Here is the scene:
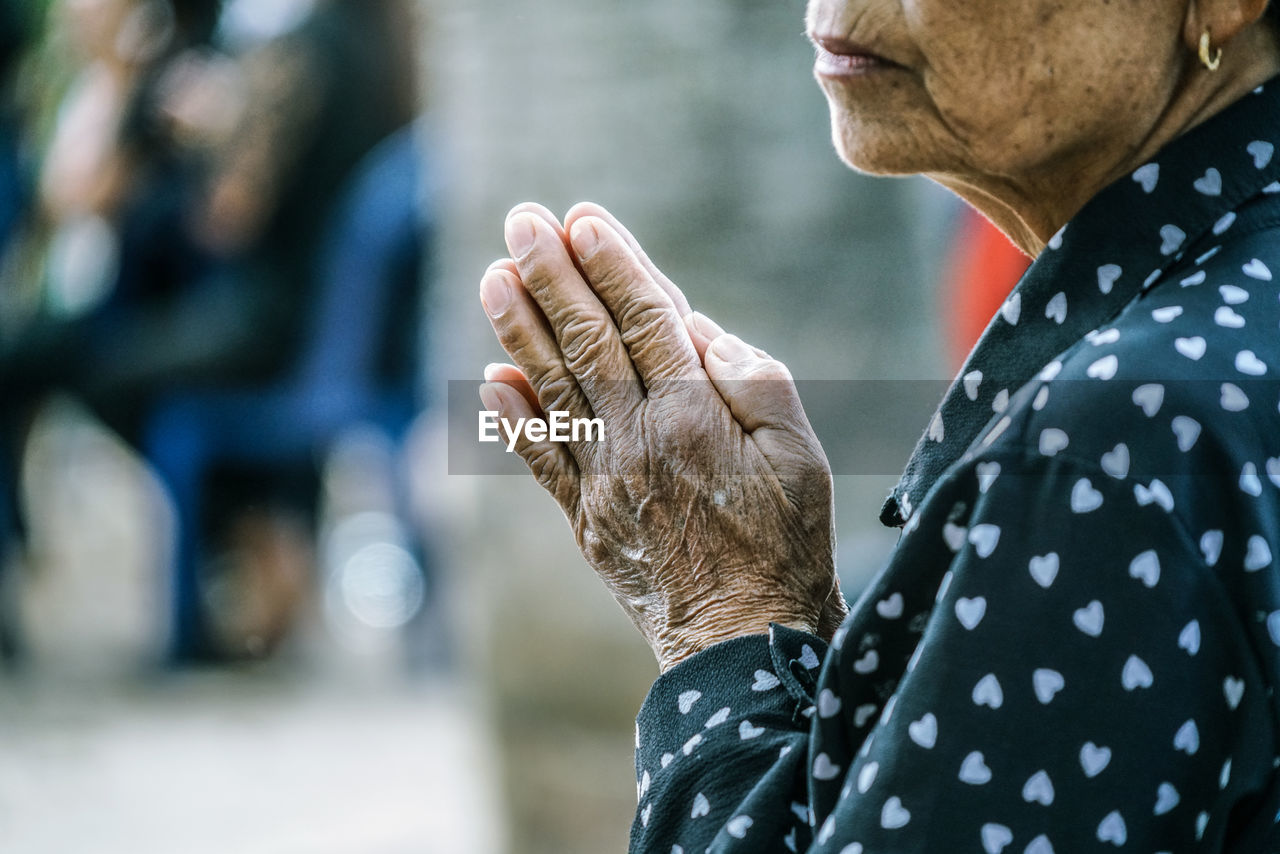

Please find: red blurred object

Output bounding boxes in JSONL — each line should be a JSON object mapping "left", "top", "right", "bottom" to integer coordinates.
{"left": 942, "top": 208, "right": 1031, "bottom": 370}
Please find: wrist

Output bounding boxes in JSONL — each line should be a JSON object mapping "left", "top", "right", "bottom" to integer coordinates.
{"left": 655, "top": 598, "right": 821, "bottom": 672}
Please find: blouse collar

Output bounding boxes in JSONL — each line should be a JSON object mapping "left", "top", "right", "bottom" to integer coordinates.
{"left": 883, "top": 77, "right": 1280, "bottom": 527}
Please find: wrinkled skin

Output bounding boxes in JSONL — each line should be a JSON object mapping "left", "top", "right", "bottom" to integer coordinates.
{"left": 479, "top": 203, "right": 847, "bottom": 671}
{"left": 479, "top": 0, "right": 1280, "bottom": 671}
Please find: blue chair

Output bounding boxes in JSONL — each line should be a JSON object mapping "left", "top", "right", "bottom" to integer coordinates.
{"left": 144, "top": 125, "right": 428, "bottom": 660}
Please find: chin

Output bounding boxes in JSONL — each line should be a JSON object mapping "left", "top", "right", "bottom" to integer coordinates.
{"left": 824, "top": 100, "right": 947, "bottom": 178}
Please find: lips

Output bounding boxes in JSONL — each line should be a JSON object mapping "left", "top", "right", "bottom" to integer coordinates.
{"left": 809, "top": 35, "right": 902, "bottom": 77}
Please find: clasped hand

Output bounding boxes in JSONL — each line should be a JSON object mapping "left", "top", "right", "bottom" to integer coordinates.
{"left": 479, "top": 203, "right": 847, "bottom": 671}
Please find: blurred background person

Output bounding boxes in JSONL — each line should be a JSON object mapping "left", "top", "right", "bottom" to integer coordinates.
{"left": 0, "top": 0, "right": 427, "bottom": 663}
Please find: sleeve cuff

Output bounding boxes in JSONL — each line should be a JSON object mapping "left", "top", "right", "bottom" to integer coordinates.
{"left": 635, "top": 624, "right": 828, "bottom": 769}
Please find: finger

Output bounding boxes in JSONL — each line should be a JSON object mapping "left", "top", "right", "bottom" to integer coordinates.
{"left": 567, "top": 216, "right": 702, "bottom": 389}
{"left": 684, "top": 311, "right": 769, "bottom": 364}
{"left": 703, "top": 332, "right": 824, "bottom": 480}
{"left": 684, "top": 311, "right": 723, "bottom": 362}
{"left": 504, "top": 210, "right": 646, "bottom": 416}
{"left": 483, "top": 361, "right": 542, "bottom": 413}
{"left": 509, "top": 201, "right": 570, "bottom": 246}
{"left": 480, "top": 263, "right": 599, "bottom": 459}
{"left": 563, "top": 202, "right": 693, "bottom": 318}
{"left": 478, "top": 381, "right": 581, "bottom": 517}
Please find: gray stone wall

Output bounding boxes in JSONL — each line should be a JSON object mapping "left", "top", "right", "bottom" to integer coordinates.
{"left": 420, "top": 1, "right": 953, "bottom": 850}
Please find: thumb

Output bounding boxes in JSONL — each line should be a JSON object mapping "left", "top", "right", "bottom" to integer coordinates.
{"left": 704, "top": 333, "right": 826, "bottom": 479}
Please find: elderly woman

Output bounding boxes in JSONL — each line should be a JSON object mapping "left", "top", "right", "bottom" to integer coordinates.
{"left": 478, "top": 0, "right": 1280, "bottom": 849}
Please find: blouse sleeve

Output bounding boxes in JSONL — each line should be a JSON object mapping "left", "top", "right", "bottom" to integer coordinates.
{"left": 631, "top": 447, "right": 1277, "bottom": 853}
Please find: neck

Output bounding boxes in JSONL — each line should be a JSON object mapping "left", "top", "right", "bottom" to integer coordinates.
{"left": 930, "top": 30, "right": 1280, "bottom": 257}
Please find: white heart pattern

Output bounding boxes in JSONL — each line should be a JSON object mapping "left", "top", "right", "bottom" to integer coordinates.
{"left": 1175, "top": 336, "right": 1207, "bottom": 360}
{"left": 704, "top": 706, "right": 730, "bottom": 729}
{"left": 1080, "top": 742, "right": 1112, "bottom": 777}
{"left": 1132, "top": 163, "right": 1160, "bottom": 193}
{"left": 1220, "top": 383, "right": 1250, "bottom": 411}
{"left": 1243, "top": 258, "right": 1273, "bottom": 280}
{"left": 1173, "top": 719, "right": 1200, "bottom": 754}
{"left": 1241, "top": 463, "right": 1264, "bottom": 496}
{"left": 963, "top": 370, "right": 983, "bottom": 401}
{"left": 678, "top": 690, "right": 702, "bottom": 714}
{"left": 1073, "top": 600, "right": 1105, "bottom": 637}
{"left": 908, "top": 713, "right": 938, "bottom": 749}
{"left": 1220, "top": 284, "right": 1250, "bottom": 304}
{"left": 955, "top": 596, "right": 987, "bottom": 630}
{"left": 1101, "top": 444, "right": 1130, "bottom": 479}
{"left": 1039, "top": 428, "right": 1069, "bottom": 456}
{"left": 1249, "top": 139, "right": 1275, "bottom": 169}
{"left": 961, "top": 752, "right": 993, "bottom": 785}
{"left": 1121, "top": 654, "right": 1154, "bottom": 691}
{"left": 1194, "top": 168, "right": 1223, "bottom": 195}
{"left": 1071, "top": 479, "right": 1105, "bottom": 513}
{"left": 1172, "top": 416, "right": 1201, "bottom": 452}
{"left": 1033, "top": 668, "right": 1065, "bottom": 704}
{"left": 726, "top": 815, "right": 753, "bottom": 838}
{"left": 976, "top": 461, "right": 1001, "bottom": 494}
{"left": 981, "top": 823, "right": 1012, "bottom": 854}
{"left": 857, "top": 761, "right": 879, "bottom": 794}
{"left": 969, "top": 524, "right": 1001, "bottom": 558}
{"left": 1179, "top": 620, "right": 1202, "bottom": 655}
{"left": 1236, "top": 350, "right": 1268, "bottom": 375}
{"left": 1160, "top": 224, "right": 1186, "bottom": 255}
{"left": 876, "top": 593, "right": 904, "bottom": 619}
{"left": 1155, "top": 782, "right": 1180, "bottom": 815}
{"left": 1245, "top": 535, "right": 1273, "bottom": 571}
{"left": 1128, "top": 550, "right": 1161, "bottom": 588}
{"left": 1131, "top": 383, "right": 1164, "bottom": 416}
{"left": 1022, "top": 770, "right": 1055, "bottom": 806}
{"left": 691, "top": 792, "right": 710, "bottom": 818}
{"left": 1215, "top": 306, "right": 1246, "bottom": 328}
{"left": 813, "top": 753, "right": 842, "bottom": 781}
{"left": 1000, "top": 292, "right": 1022, "bottom": 325}
{"left": 1029, "top": 553, "right": 1060, "bottom": 588}
{"left": 751, "top": 670, "right": 780, "bottom": 691}
{"left": 1201, "top": 529, "right": 1225, "bottom": 566}
{"left": 1097, "top": 811, "right": 1128, "bottom": 846}
{"left": 880, "top": 797, "right": 911, "bottom": 830}
{"left": 1045, "top": 291, "right": 1068, "bottom": 324}
{"left": 972, "top": 673, "right": 1004, "bottom": 708}
{"left": 1224, "top": 676, "right": 1245, "bottom": 710}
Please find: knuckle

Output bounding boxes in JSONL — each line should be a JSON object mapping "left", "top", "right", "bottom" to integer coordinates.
{"left": 559, "top": 316, "right": 615, "bottom": 372}
{"left": 523, "top": 443, "right": 564, "bottom": 488}
{"left": 585, "top": 250, "right": 632, "bottom": 292}
{"left": 528, "top": 362, "right": 580, "bottom": 413}
{"left": 618, "top": 300, "right": 670, "bottom": 341}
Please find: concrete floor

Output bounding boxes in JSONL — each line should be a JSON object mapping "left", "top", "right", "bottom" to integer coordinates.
{"left": 0, "top": 403, "right": 504, "bottom": 854}
{"left": 0, "top": 672, "right": 504, "bottom": 854}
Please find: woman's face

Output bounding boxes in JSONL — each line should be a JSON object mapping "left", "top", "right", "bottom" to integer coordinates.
{"left": 805, "top": 0, "right": 1189, "bottom": 183}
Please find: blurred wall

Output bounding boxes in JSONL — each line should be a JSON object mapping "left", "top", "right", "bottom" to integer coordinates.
{"left": 421, "top": 1, "right": 952, "bottom": 851}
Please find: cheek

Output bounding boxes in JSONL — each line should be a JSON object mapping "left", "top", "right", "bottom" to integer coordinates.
{"left": 919, "top": 12, "right": 1182, "bottom": 174}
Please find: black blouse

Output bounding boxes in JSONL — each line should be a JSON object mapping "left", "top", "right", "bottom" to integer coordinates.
{"left": 631, "top": 80, "right": 1280, "bottom": 853}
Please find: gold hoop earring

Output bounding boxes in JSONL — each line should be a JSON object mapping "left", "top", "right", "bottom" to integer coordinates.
{"left": 1199, "top": 29, "right": 1222, "bottom": 72}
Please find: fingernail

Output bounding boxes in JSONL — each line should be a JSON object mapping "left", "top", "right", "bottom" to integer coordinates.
{"left": 505, "top": 214, "right": 537, "bottom": 259}
{"left": 709, "top": 333, "right": 753, "bottom": 362}
{"left": 570, "top": 219, "right": 600, "bottom": 260}
{"left": 478, "top": 382, "right": 504, "bottom": 412}
{"left": 686, "top": 311, "right": 725, "bottom": 339}
{"left": 480, "top": 270, "right": 512, "bottom": 318}
{"left": 483, "top": 363, "right": 505, "bottom": 382}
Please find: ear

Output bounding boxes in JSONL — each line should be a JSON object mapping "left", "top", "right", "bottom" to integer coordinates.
{"left": 1183, "top": 0, "right": 1272, "bottom": 51}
